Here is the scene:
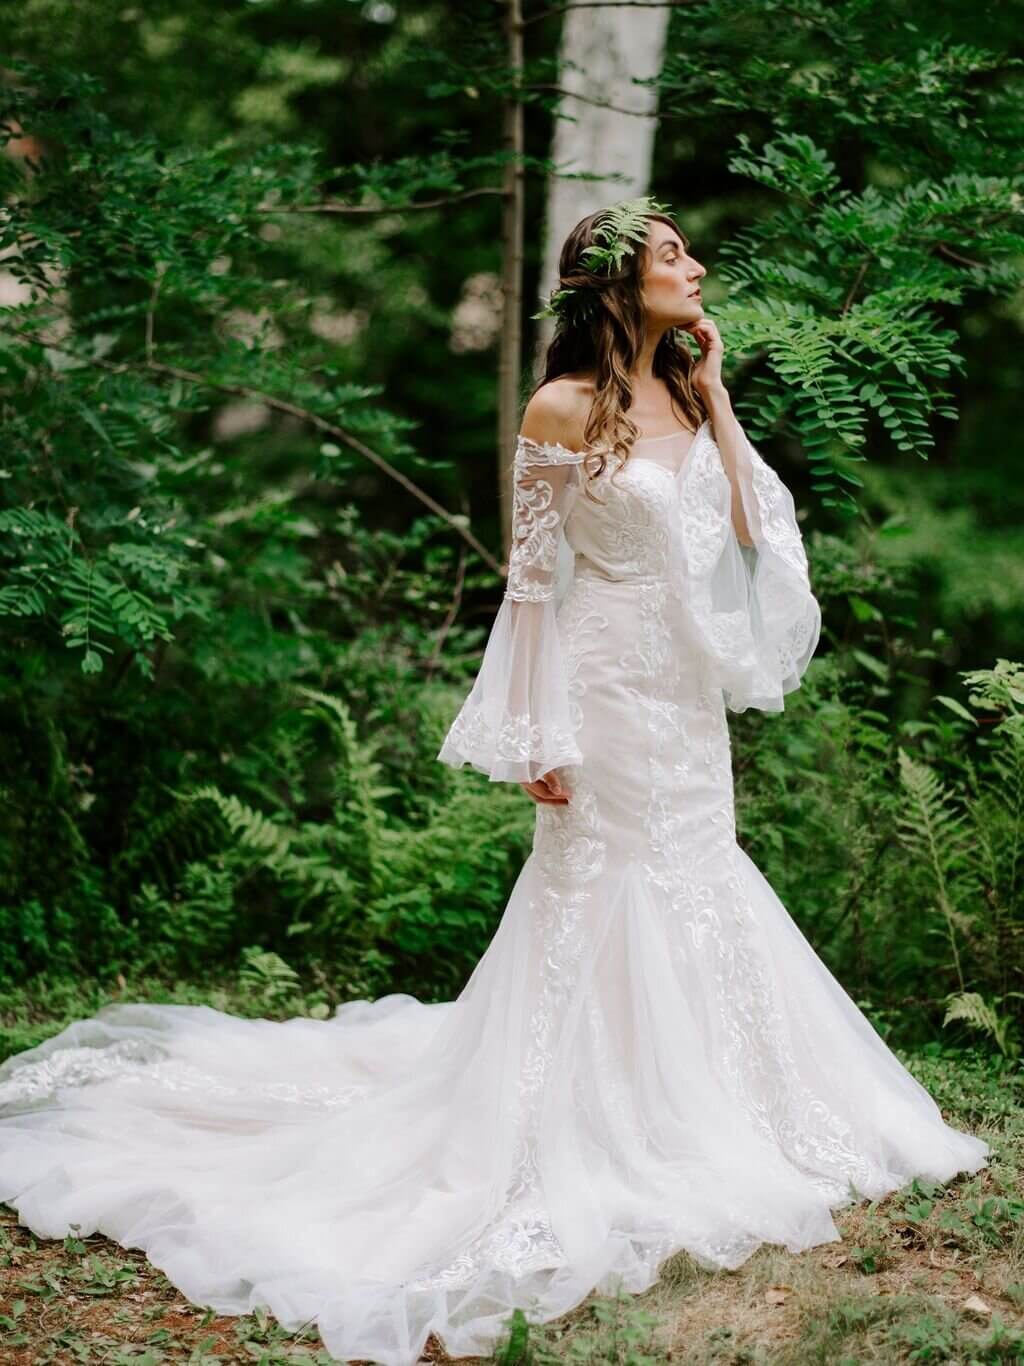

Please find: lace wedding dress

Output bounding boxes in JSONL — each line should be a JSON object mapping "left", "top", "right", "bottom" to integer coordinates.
{"left": 0, "top": 418, "right": 990, "bottom": 1366}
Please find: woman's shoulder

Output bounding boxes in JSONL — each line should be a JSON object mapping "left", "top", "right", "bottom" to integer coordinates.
{"left": 520, "top": 374, "right": 595, "bottom": 452}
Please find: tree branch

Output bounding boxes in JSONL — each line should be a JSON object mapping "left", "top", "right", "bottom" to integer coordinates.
{"left": 256, "top": 186, "right": 506, "bottom": 216}
{"left": 934, "top": 242, "right": 989, "bottom": 270}
{"left": 523, "top": 83, "right": 669, "bottom": 118}
{"left": 12, "top": 332, "right": 503, "bottom": 576}
{"left": 841, "top": 256, "right": 872, "bottom": 316}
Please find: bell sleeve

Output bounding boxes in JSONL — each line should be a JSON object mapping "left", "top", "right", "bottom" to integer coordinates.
{"left": 671, "top": 419, "right": 822, "bottom": 714}
{"left": 436, "top": 435, "right": 585, "bottom": 783}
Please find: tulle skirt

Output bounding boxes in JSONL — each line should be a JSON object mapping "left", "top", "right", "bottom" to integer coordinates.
{"left": 0, "top": 571, "right": 990, "bottom": 1365}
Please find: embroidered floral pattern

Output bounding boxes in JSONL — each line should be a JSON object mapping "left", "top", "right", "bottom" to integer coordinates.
{"left": 668, "top": 423, "right": 822, "bottom": 712}
{"left": 436, "top": 435, "right": 587, "bottom": 782}
{"left": 439, "top": 706, "right": 580, "bottom": 776}
{"left": 507, "top": 435, "right": 585, "bottom": 603}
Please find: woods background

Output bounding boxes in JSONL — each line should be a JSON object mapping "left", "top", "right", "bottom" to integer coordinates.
{"left": 1, "top": 0, "right": 1023, "bottom": 1068}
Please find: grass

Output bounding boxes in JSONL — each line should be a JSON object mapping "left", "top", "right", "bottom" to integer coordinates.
{"left": 1, "top": 975, "right": 1022, "bottom": 1364}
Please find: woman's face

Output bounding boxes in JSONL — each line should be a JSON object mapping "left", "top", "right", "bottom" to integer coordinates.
{"left": 640, "top": 220, "right": 706, "bottom": 328}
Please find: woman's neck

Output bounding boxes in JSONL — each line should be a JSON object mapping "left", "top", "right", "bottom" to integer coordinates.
{"left": 630, "top": 324, "right": 673, "bottom": 382}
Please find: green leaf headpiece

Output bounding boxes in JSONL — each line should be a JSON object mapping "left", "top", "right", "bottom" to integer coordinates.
{"left": 532, "top": 194, "right": 673, "bottom": 325}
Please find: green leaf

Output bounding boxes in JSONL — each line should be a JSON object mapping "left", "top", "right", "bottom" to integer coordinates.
{"left": 934, "top": 695, "right": 977, "bottom": 724}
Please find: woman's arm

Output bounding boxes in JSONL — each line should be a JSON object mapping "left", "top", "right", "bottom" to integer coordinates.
{"left": 435, "top": 386, "right": 586, "bottom": 794}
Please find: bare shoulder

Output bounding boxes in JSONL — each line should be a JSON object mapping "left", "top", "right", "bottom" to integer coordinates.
{"left": 520, "top": 374, "right": 595, "bottom": 453}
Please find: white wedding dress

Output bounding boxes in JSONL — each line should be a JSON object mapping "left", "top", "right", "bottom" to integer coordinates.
{"left": 0, "top": 418, "right": 990, "bottom": 1366}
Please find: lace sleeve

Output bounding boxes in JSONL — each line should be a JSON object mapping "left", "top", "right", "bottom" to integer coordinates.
{"left": 670, "top": 420, "right": 822, "bottom": 713}
{"left": 436, "top": 435, "right": 585, "bottom": 783}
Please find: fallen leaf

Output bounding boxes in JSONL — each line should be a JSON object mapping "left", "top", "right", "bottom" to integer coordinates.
{"left": 963, "top": 1294, "right": 991, "bottom": 1316}
{"left": 764, "top": 1284, "right": 793, "bottom": 1305}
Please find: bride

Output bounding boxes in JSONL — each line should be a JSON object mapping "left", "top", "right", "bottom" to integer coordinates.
{"left": 0, "top": 198, "right": 990, "bottom": 1366}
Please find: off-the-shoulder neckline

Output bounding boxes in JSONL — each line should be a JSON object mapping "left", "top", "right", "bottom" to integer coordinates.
{"left": 516, "top": 418, "right": 710, "bottom": 460}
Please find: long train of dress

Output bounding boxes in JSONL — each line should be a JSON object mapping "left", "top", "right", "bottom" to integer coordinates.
{"left": 0, "top": 419, "right": 990, "bottom": 1365}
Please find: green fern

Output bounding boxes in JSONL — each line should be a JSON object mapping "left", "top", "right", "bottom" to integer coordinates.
{"left": 718, "top": 133, "right": 1021, "bottom": 513}
{"left": 896, "top": 748, "right": 968, "bottom": 991}
{"left": 294, "top": 685, "right": 392, "bottom": 896}
{"left": 186, "top": 782, "right": 353, "bottom": 922}
{"left": 189, "top": 784, "right": 296, "bottom": 861}
{"left": 113, "top": 794, "right": 219, "bottom": 893}
{"left": 238, "top": 947, "right": 300, "bottom": 1008}
{"left": 582, "top": 196, "right": 671, "bottom": 274}
{"left": 943, "top": 990, "right": 1022, "bottom": 1060}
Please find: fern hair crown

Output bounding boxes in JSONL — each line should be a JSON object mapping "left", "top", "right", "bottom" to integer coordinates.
{"left": 532, "top": 194, "right": 674, "bottom": 325}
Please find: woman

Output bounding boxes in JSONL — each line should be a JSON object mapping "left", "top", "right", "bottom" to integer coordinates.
{"left": 0, "top": 199, "right": 990, "bottom": 1366}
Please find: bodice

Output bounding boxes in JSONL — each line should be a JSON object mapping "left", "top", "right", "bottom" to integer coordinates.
{"left": 564, "top": 426, "right": 701, "bottom": 583}
{"left": 436, "top": 411, "right": 822, "bottom": 784}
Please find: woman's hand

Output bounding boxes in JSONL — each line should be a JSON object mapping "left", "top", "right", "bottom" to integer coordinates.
{"left": 682, "top": 316, "right": 726, "bottom": 401}
{"left": 519, "top": 769, "right": 571, "bottom": 805}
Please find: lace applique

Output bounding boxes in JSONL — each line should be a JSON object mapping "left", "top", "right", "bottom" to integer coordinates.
{"left": 506, "top": 435, "right": 585, "bottom": 604}
{"left": 559, "top": 577, "right": 610, "bottom": 739}
{"left": 613, "top": 557, "right": 874, "bottom": 1202}
{"left": 749, "top": 448, "right": 810, "bottom": 577}
{"left": 589, "top": 456, "right": 677, "bottom": 583}
{"left": 435, "top": 434, "right": 588, "bottom": 783}
{"left": 439, "top": 707, "right": 580, "bottom": 774}
{"left": 712, "top": 856, "right": 877, "bottom": 1200}
{"left": 406, "top": 576, "right": 610, "bottom": 1294}
{"left": 668, "top": 422, "right": 821, "bottom": 712}
{"left": 0, "top": 1039, "right": 370, "bottom": 1115}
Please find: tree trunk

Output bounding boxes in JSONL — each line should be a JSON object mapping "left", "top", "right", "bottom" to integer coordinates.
{"left": 498, "top": 0, "right": 525, "bottom": 564}
{"left": 532, "top": 6, "right": 671, "bottom": 379}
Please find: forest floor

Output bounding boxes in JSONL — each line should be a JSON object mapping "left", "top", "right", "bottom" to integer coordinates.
{"left": 1, "top": 980, "right": 1022, "bottom": 1364}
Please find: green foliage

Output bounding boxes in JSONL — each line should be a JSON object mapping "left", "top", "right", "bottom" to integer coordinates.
{"left": 719, "top": 134, "right": 1022, "bottom": 512}
{"left": 650, "top": 0, "right": 1024, "bottom": 518}
{"left": 943, "top": 991, "right": 1023, "bottom": 1061}
{"left": 897, "top": 745, "right": 969, "bottom": 990}
{"left": 493, "top": 1289, "right": 663, "bottom": 1365}
{"left": 238, "top": 947, "right": 302, "bottom": 1009}
{"left": 733, "top": 643, "right": 1024, "bottom": 1051}
{"left": 0, "top": 0, "right": 1022, "bottom": 1055}
{"left": 0, "top": 52, "right": 538, "bottom": 1000}
{"left": 897, "top": 662, "right": 1024, "bottom": 1049}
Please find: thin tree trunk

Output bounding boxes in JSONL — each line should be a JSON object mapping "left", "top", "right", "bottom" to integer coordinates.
{"left": 498, "top": 0, "right": 525, "bottom": 564}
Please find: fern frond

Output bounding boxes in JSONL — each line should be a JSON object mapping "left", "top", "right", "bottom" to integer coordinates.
{"left": 189, "top": 784, "right": 295, "bottom": 861}
{"left": 897, "top": 748, "right": 967, "bottom": 990}
{"left": 943, "top": 990, "right": 1020, "bottom": 1059}
{"left": 581, "top": 195, "right": 671, "bottom": 275}
{"left": 238, "top": 947, "right": 300, "bottom": 1007}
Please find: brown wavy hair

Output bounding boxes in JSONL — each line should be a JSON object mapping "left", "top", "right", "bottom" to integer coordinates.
{"left": 527, "top": 207, "right": 707, "bottom": 496}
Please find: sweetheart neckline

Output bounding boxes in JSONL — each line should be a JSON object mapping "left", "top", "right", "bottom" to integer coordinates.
{"left": 632, "top": 425, "right": 696, "bottom": 444}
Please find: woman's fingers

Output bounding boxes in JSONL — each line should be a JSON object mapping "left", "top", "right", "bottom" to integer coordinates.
{"left": 520, "top": 771, "right": 572, "bottom": 804}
